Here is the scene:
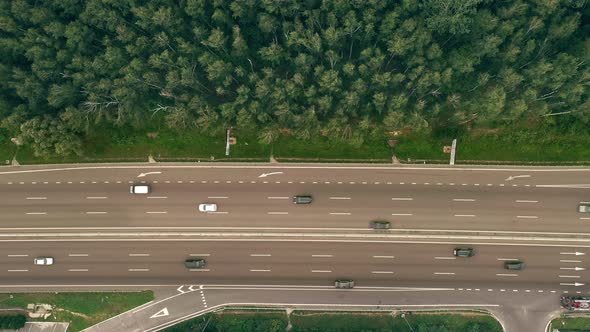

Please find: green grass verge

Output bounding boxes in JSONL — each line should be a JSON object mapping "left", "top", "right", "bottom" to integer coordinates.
{"left": 289, "top": 311, "right": 502, "bottom": 332}
{"left": 0, "top": 291, "right": 154, "bottom": 332}
{"left": 6, "top": 122, "right": 590, "bottom": 165}
{"left": 551, "top": 316, "right": 590, "bottom": 330}
{"left": 162, "top": 310, "right": 288, "bottom": 332}
{"left": 161, "top": 309, "right": 502, "bottom": 332}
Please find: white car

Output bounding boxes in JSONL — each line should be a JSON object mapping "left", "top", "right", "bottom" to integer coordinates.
{"left": 34, "top": 257, "right": 54, "bottom": 265}
{"left": 579, "top": 203, "right": 590, "bottom": 213}
{"left": 198, "top": 203, "right": 217, "bottom": 212}
{"left": 130, "top": 184, "right": 150, "bottom": 194}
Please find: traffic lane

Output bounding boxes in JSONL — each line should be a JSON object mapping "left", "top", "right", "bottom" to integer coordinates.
{"left": 0, "top": 163, "right": 587, "bottom": 186}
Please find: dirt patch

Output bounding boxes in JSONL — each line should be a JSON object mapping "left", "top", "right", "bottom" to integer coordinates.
{"left": 55, "top": 308, "right": 91, "bottom": 320}
{"left": 469, "top": 128, "right": 502, "bottom": 138}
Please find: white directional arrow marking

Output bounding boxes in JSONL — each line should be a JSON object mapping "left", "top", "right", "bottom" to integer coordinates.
{"left": 150, "top": 307, "right": 169, "bottom": 318}
{"left": 258, "top": 172, "right": 284, "bottom": 178}
{"left": 177, "top": 285, "right": 186, "bottom": 293}
{"left": 560, "top": 252, "right": 586, "bottom": 256}
{"left": 137, "top": 171, "right": 162, "bottom": 178}
{"left": 560, "top": 283, "right": 585, "bottom": 287}
{"left": 505, "top": 175, "right": 531, "bottom": 181}
{"left": 560, "top": 267, "right": 586, "bottom": 271}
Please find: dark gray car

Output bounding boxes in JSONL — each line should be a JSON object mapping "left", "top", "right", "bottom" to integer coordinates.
{"left": 504, "top": 261, "right": 525, "bottom": 270}
{"left": 184, "top": 258, "right": 207, "bottom": 269}
{"left": 293, "top": 195, "right": 313, "bottom": 204}
{"left": 335, "top": 279, "right": 355, "bottom": 289}
{"left": 371, "top": 220, "right": 391, "bottom": 229}
{"left": 453, "top": 248, "right": 475, "bottom": 257}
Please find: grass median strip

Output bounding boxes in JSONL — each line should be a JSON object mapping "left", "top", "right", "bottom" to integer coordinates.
{"left": 0, "top": 291, "right": 154, "bottom": 332}
{"left": 550, "top": 317, "right": 590, "bottom": 330}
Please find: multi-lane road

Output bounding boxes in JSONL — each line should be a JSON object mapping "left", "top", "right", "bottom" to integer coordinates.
{"left": 1, "top": 163, "right": 590, "bottom": 331}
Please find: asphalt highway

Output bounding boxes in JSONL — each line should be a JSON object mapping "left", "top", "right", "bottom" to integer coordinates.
{"left": 0, "top": 240, "right": 587, "bottom": 292}
{"left": 0, "top": 165, "right": 589, "bottom": 232}
{"left": 1, "top": 163, "right": 590, "bottom": 331}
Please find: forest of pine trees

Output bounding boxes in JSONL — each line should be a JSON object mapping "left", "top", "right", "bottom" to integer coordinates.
{"left": 0, "top": 0, "right": 588, "bottom": 157}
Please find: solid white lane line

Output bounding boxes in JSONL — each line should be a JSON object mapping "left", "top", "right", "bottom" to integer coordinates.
{"left": 497, "top": 258, "right": 519, "bottom": 261}
{"left": 311, "top": 270, "right": 332, "bottom": 273}
{"left": 515, "top": 200, "right": 538, "bottom": 203}
{"left": 86, "top": 197, "right": 107, "bottom": 199}
{"left": 189, "top": 269, "right": 210, "bottom": 272}
{"left": 7, "top": 270, "right": 28, "bottom": 272}
{"left": 86, "top": 212, "right": 107, "bottom": 214}
{"left": 267, "top": 197, "right": 289, "bottom": 199}
{"left": 391, "top": 198, "right": 413, "bottom": 201}
{"left": 68, "top": 254, "right": 89, "bottom": 257}
{"left": 312, "top": 255, "right": 333, "bottom": 258}
{"left": 69, "top": 269, "right": 88, "bottom": 272}
{"left": 391, "top": 213, "right": 413, "bottom": 216}
{"left": 561, "top": 260, "right": 582, "bottom": 263}
{"left": 373, "top": 256, "right": 395, "bottom": 259}
{"left": 330, "top": 197, "right": 351, "bottom": 200}
{"left": 249, "top": 269, "right": 271, "bottom": 272}
{"left": 208, "top": 196, "right": 228, "bottom": 199}
{"left": 434, "top": 272, "right": 455, "bottom": 275}
{"left": 129, "top": 254, "right": 150, "bottom": 257}
{"left": 329, "top": 212, "right": 351, "bottom": 215}
{"left": 453, "top": 199, "right": 475, "bottom": 202}
{"left": 250, "top": 254, "right": 272, "bottom": 257}
{"left": 496, "top": 274, "right": 518, "bottom": 277}
{"left": 26, "top": 197, "right": 46, "bottom": 200}
{"left": 268, "top": 212, "right": 289, "bottom": 215}
{"left": 146, "top": 211, "right": 167, "bottom": 214}
{"left": 517, "top": 215, "right": 538, "bottom": 219}
{"left": 454, "top": 214, "right": 475, "bottom": 217}
{"left": 7, "top": 254, "right": 28, "bottom": 257}
{"left": 25, "top": 212, "right": 46, "bottom": 215}
{"left": 128, "top": 269, "right": 150, "bottom": 272}
{"left": 371, "top": 271, "right": 394, "bottom": 274}
{"left": 147, "top": 196, "right": 168, "bottom": 199}
{"left": 434, "top": 257, "right": 456, "bottom": 260}
{"left": 559, "top": 275, "right": 581, "bottom": 278}
{"left": 190, "top": 254, "right": 211, "bottom": 257}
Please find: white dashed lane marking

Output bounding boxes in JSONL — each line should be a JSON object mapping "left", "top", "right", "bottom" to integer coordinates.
{"left": 391, "top": 198, "right": 413, "bottom": 201}
{"left": 26, "top": 197, "right": 46, "bottom": 200}
{"left": 453, "top": 199, "right": 475, "bottom": 202}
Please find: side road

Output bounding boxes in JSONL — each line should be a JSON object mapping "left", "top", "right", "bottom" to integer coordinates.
{"left": 82, "top": 285, "right": 563, "bottom": 332}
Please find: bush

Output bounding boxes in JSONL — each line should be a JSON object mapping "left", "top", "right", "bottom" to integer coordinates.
{"left": 0, "top": 314, "right": 26, "bottom": 329}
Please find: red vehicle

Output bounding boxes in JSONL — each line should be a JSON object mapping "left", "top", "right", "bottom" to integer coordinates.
{"left": 561, "top": 296, "right": 590, "bottom": 310}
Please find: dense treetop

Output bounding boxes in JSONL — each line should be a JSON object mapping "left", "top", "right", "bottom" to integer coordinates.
{"left": 0, "top": 0, "right": 588, "bottom": 156}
